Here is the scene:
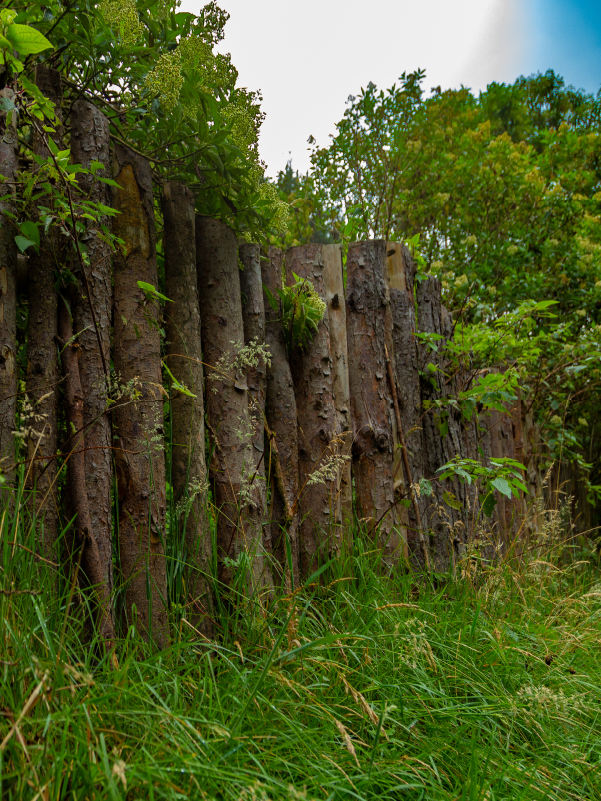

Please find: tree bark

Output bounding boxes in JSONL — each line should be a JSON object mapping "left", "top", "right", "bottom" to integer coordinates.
{"left": 489, "top": 396, "right": 527, "bottom": 548}
{"left": 346, "top": 240, "right": 401, "bottom": 568}
{"left": 386, "top": 243, "right": 428, "bottom": 566}
{"left": 285, "top": 244, "right": 339, "bottom": 578}
{"left": 322, "top": 244, "right": 353, "bottom": 555}
{"left": 416, "top": 278, "right": 473, "bottom": 572}
{"left": 239, "top": 243, "right": 269, "bottom": 574}
{"left": 261, "top": 247, "right": 300, "bottom": 587}
{"left": 112, "top": 144, "right": 169, "bottom": 649}
{"left": 58, "top": 293, "right": 115, "bottom": 648}
{"left": 196, "top": 218, "right": 266, "bottom": 594}
{"left": 70, "top": 98, "right": 113, "bottom": 602}
{"left": 0, "top": 88, "right": 18, "bottom": 497}
{"left": 162, "top": 182, "right": 212, "bottom": 634}
{"left": 26, "top": 66, "right": 62, "bottom": 561}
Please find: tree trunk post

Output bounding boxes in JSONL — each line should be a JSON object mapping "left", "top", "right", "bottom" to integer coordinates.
{"left": 112, "top": 144, "right": 169, "bottom": 649}
{"left": 346, "top": 240, "right": 402, "bottom": 569}
{"left": 261, "top": 247, "right": 300, "bottom": 587}
{"left": 0, "top": 88, "right": 18, "bottom": 500}
{"left": 322, "top": 244, "right": 353, "bottom": 557}
{"left": 58, "top": 293, "right": 116, "bottom": 649}
{"left": 70, "top": 98, "right": 114, "bottom": 602}
{"left": 26, "top": 66, "right": 62, "bottom": 563}
{"left": 285, "top": 244, "right": 339, "bottom": 578}
{"left": 196, "top": 218, "right": 266, "bottom": 596}
{"left": 239, "top": 243, "right": 270, "bottom": 580}
{"left": 386, "top": 243, "right": 428, "bottom": 567}
{"left": 162, "top": 182, "right": 212, "bottom": 635}
{"left": 416, "top": 277, "right": 473, "bottom": 573}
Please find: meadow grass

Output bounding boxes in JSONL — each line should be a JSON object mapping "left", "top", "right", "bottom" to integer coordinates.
{"left": 1, "top": 494, "right": 601, "bottom": 800}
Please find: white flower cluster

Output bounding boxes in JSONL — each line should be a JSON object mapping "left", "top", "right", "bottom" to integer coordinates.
{"left": 98, "top": 0, "right": 144, "bottom": 48}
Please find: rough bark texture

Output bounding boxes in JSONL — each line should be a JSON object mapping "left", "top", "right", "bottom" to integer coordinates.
{"left": 0, "top": 88, "right": 18, "bottom": 495}
{"left": 239, "top": 243, "right": 269, "bottom": 572}
{"left": 26, "top": 67, "right": 62, "bottom": 561}
{"left": 489, "top": 396, "right": 527, "bottom": 547}
{"left": 417, "top": 278, "right": 472, "bottom": 572}
{"left": 286, "top": 244, "right": 339, "bottom": 578}
{"left": 112, "top": 144, "right": 168, "bottom": 649}
{"left": 70, "top": 98, "right": 113, "bottom": 600}
{"left": 386, "top": 243, "right": 426, "bottom": 564}
{"left": 162, "top": 182, "right": 211, "bottom": 633}
{"left": 345, "top": 240, "right": 402, "bottom": 568}
{"left": 322, "top": 244, "right": 353, "bottom": 553}
{"left": 58, "top": 294, "right": 115, "bottom": 647}
{"left": 261, "top": 247, "right": 300, "bottom": 587}
{"left": 196, "top": 218, "right": 265, "bottom": 593}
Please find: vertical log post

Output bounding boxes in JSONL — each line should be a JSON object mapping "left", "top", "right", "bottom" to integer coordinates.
{"left": 285, "top": 244, "right": 339, "bottom": 578}
{"left": 112, "top": 144, "right": 169, "bottom": 649}
{"left": 417, "top": 277, "right": 471, "bottom": 572}
{"left": 346, "top": 240, "right": 402, "bottom": 569}
{"left": 0, "top": 89, "right": 18, "bottom": 498}
{"left": 26, "top": 66, "right": 62, "bottom": 561}
{"left": 70, "top": 98, "right": 113, "bottom": 600}
{"left": 261, "top": 247, "right": 300, "bottom": 587}
{"left": 322, "top": 244, "right": 353, "bottom": 556}
{"left": 58, "top": 293, "right": 115, "bottom": 647}
{"left": 196, "top": 218, "right": 265, "bottom": 594}
{"left": 386, "top": 243, "right": 429, "bottom": 567}
{"left": 162, "top": 182, "right": 212, "bottom": 634}
{"left": 239, "top": 243, "right": 269, "bottom": 576}
{"left": 489, "top": 395, "right": 527, "bottom": 547}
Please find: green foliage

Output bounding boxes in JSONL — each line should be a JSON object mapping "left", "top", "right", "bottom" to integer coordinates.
{"left": 435, "top": 455, "right": 528, "bottom": 518}
{"left": 281, "top": 69, "right": 601, "bottom": 500}
{"left": 264, "top": 272, "right": 326, "bottom": 353}
{"left": 0, "top": 0, "right": 288, "bottom": 239}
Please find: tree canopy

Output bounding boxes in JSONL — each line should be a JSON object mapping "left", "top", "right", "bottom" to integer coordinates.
{"left": 277, "top": 71, "right": 601, "bottom": 504}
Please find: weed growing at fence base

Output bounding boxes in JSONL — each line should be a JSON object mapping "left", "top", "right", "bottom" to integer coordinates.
{"left": 2, "top": 505, "right": 601, "bottom": 800}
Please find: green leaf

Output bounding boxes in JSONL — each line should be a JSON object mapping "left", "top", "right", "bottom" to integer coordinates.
{"left": 163, "top": 363, "right": 197, "bottom": 397}
{"left": 0, "top": 95, "right": 15, "bottom": 113}
{"left": 5, "top": 24, "right": 52, "bottom": 55}
{"left": 137, "top": 281, "right": 172, "bottom": 303}
{"left": 419, "top": 478, "right": 433, "bottom": 497}
{"left": 19, "top": 221, "right": 39, "bottom": 247}
{"left": 481, "top": 492, "right": 497, "bottom": 517}
{"left": 490, "top": 477, "right": 512, "bottom": 498}
{"left": 15, "top": 235, "right": 36, "bottom": 253}
{"left": 443, "top": 490, "right": 462, "bottom": 510}
{"left": 263, "top": 285, "right": 278, "bottom": 312}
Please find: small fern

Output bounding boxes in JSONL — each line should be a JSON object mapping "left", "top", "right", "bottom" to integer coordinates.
{"left": 264, "top": 272, "right": 326, "bottom": 353}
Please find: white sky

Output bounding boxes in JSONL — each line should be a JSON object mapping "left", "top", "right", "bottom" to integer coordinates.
{"left": 179, "top": 0, "right": 592, "bottom": 175}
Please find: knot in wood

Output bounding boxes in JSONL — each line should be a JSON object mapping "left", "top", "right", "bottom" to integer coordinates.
{"left": 217, "top": 316, "right": 227, "bottom": 327}
{"left": 374, "top": 430, "right": 389, "bottom": 452}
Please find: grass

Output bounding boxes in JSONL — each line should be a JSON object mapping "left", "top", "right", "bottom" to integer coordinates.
{"left": 2, "top": 491, "right": 601, "bottom": 800}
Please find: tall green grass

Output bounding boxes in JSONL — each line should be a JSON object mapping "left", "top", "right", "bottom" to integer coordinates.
{"left": 1, "top": 486, "right": 601, "bottom": 800}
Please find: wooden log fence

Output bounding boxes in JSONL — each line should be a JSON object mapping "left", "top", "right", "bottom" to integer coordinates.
{"left": 1, "top": 83, "right": 590, "bottom": 648}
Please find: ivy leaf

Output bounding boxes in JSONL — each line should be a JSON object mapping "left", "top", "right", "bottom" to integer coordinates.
{"left": 5, "top": 24, "right": 52, "bottom": 55}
